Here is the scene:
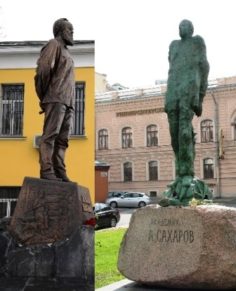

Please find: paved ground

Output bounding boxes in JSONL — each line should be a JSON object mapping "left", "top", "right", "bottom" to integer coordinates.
{"left": 96, "top": 278, "right": 233, "bottom": 291}
{"left": 96, "top": 279, "right": 166, "bottom": 291}
{"left": 213, "top": 197, "right": 236, "bottom": 206}
{"left": 116, "top": 208, "right": 135, "bottom": 227}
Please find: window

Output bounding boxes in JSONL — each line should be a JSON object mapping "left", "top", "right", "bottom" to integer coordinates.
{"left": 98, "top": 129, "right": 108, "bottom": 150}
{"left": 71, "top": 82, "right": 85, "bottom": 135}
{"left": 203, "top": 158, "right": 214, "bottom": 179}
{"left": 201, "top": 120, "right": 213, "bottom": 143}
{"left": 150, "top": 191, "right": 157, "bottom": 197}
{"left": 123, "top": 193, "right": 133, "bottom": 198}
{"left": 0, "top": 84, "right": 24, "bottom": 136}
{"left": 123, "top": 162, "right": 132, "bottom": 182}
{"left": 147, "top": 125, "right": 158, "bottom": 146}
{"left": 122, "top": 127, "right": 132, "bottom": 148}
{"left": 0, "top": 198, "right": 17, "bottom": 218}
{"left": 132, "top": 193, "right": 144, "bottom": 198}
{"left": 149, "top": 161, "right": 158, "bottom": 181}
{"left": 232, "top": 117, "right": 236, "bottom": 140}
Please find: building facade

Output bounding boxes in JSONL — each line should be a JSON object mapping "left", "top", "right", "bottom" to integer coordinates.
{"left": 96, "top": 78, "right": 236, "bottom": 199}
{"left": 0, "top": 41, "right": 95, "bottom": 217}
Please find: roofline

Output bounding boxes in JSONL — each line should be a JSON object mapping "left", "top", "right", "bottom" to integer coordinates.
{"left": 0, "top": 40, "right": 94, "bottom": 47}
{"left": 0, "top": 40, "right": 94, "bottom": 68}
{"left": 95, "top": 82, "right": 236, "bottom": 104}
{"left": 0, "top": 40, "right": 94, "bottom": 56}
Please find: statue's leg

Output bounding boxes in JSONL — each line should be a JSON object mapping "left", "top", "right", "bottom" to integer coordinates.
{"left": 53, "top": 107, "right": 73, "bottom": 182}
{"left": 167, "top": 110, "right": 179, "bottom": 176}
{"left": 178, "top": 106, "right": 195, "bottom": 177}
{"left": 39, "top": 103, "right": 66, "bottom": 180}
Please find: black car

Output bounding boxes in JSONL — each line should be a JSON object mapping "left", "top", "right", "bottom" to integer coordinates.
{"left": 94, "top": 203, "right": 120, "bottom": 229}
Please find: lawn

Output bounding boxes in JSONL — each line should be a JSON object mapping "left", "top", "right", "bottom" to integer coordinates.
{"left": 95, "top": 227, "right": 127, "bottom": 289}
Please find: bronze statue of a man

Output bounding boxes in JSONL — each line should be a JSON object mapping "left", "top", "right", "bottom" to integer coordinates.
{"left": 35, "top": 18, "right": 75, "bottom": 182}
{"left": 165, "top": 19, "right": 209, "bottom": 178}
{"left": 161, "top": 19, "right": 212, "bottom": 205}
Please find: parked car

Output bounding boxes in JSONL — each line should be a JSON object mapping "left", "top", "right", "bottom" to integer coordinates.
{"left": 94, "top": 203, "right": 120, "bottom": 229}
{"left": 106, "top": 192, "right": 151, "bottom": 208}
{"left": 107, "top": 191, "right": 128, "bottom": 198}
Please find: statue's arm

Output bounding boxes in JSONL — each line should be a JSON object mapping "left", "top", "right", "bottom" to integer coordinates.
{"left": 196, "top": 36, "right": 210, "bottom": 101}
{"left": 168, "top": 40, "right": 177, "bottom": 63}
{"left": 35, "top": 39, "right": 60, "bottom": 101}
{"left": 165, "top": 40, "right": 178, "bottom": 113}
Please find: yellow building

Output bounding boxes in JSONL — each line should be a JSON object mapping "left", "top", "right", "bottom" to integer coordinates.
{"left": 0, "top": 41, "right": 95, "bottom": 217}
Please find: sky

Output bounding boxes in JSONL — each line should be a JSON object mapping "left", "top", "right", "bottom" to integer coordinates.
{"left": 0, "top": 0, "right": 236, "bottom": 88}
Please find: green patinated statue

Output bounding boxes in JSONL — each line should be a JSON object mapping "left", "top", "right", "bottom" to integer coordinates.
{"left": 161, "top": 19, "right": 212, "bottom": 206}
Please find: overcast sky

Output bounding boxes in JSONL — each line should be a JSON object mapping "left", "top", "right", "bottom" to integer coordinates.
{"left": 1, "top": 0, "right": 236, "bottom": 87}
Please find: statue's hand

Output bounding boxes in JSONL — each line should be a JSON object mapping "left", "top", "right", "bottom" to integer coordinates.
{"left": 39, "top": 102, "right": 45, "bottom": 114}
{"left": 193, "top": 103, "right": 202, "bottom": 117}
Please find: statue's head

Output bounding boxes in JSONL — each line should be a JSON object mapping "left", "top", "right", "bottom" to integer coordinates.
{"left": 53, "top": 18, "right": 74, "bottom": 46}
{"left": 179, "top": 19, "right": 194, "bottom": 39}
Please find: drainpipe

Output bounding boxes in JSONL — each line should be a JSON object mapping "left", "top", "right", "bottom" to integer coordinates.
{"left": 211, "top": 90, "right": 221, "bottom": 198}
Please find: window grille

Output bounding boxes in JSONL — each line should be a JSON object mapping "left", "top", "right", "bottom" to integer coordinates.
{"left": 0, "top": 84, "right": 24, "bottom": 136}
{"left": 203, "top": 158, "right": 214, "bottom": 179}
{"left": 201, "top": 120, "right": 213, "bottom": 143}
{"left": 122, "top": 127, "right": 132, "bottom": 148}
{"left": 98, "top": 129, "right": 108, "bottom": 149}
{"left": 0, "top": 198, "right": 17, "bottom": 218}
{"left": 233, "top": 118, "right": 236, "bottom": 140}
{"left": 124, "top": 162, "right": 132, "bottom": 182}
{"left": 71, "top": 82, "right": 85, "bottom": 135}
{"left": 147, "top": 125, "right": 158, "bottom": 147}
{"left": 149, "top": 161, "right": 158, "bottom": 180}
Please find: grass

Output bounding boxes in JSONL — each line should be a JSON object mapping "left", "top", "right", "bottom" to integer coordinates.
{"left": 95, "top": 227, "right": 127, "bottom": 289}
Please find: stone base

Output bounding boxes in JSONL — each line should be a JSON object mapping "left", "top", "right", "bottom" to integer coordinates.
{"left": 160, "top": 176, "right": 213, "bottom": 206}
{"left": 9, "top": 177, "right": 94, "bottom": 245}
{"left": 0, "top": 177, "right": 94, "bottom": 289}
{"left": 118, "top": 204, "right": 236, "bottom": 289}
{"left": 0, "top": 226, "right": 93, "bottom": 283}
{"left": 0, "top": 277, "right": 94, "bottom": 291}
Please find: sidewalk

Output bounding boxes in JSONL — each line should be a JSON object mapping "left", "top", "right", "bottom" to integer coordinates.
{"left": 213, "top": 197, "right": 236, "bottom": 206}
{"left": 96, "top": 279, "right": 217, "bottom": 291}
{"left": 96, "top": 279, "right": 168, "bottom": 291}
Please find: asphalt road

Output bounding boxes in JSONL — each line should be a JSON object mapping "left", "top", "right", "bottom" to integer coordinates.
{"left": 116, "top": 208, "right": 136, "bottom": 228}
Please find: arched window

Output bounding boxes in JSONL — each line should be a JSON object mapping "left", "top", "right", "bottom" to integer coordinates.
{"left": 123, "top": 162, "right": 132, "bottom": 182}
{"left": 232, "top": 117, "right": 236, "bottom": 140}
{"left": 147, "top": 125, "right": 158, "bottom": 147}
{"left": 203, "top": 158, "right": 214, "bottom": 179}
{"left": 148, "top": 161, "right": 158, "bottom": 181}
{"left": 201, "top": 120, "right": 213, "bottom": 143}
{"left": 122, "top": 127, "right": 132, "bottom": 148}
{"left": 98, "top": 129, "right": 108, "bottom": 150}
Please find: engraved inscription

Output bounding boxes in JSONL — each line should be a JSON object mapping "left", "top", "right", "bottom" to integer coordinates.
{"left": 148, "top": 229, "right": 194, "bottom": 243}
{"left": 150, "top": 218, "right": 181, "bottom": 226}
{"left": 148, "top": 216, "right": 194, "bottom": 244}
{"left": 81, "top": 191, "right": 93, "bottom": 213}
{"left": 116, "top": 108, "right": 164, "bottom": 117}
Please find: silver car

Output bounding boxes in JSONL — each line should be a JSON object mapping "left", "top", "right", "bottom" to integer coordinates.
{"left": 106, "top": 192, "right": 151, "bottom": 208}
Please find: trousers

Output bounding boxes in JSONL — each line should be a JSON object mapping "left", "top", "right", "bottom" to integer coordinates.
{"left": 39, "top": 102, "right": 73, "bottom": 177}
{"left": 167, "top": 105, "right": 195, "bottom": 177}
